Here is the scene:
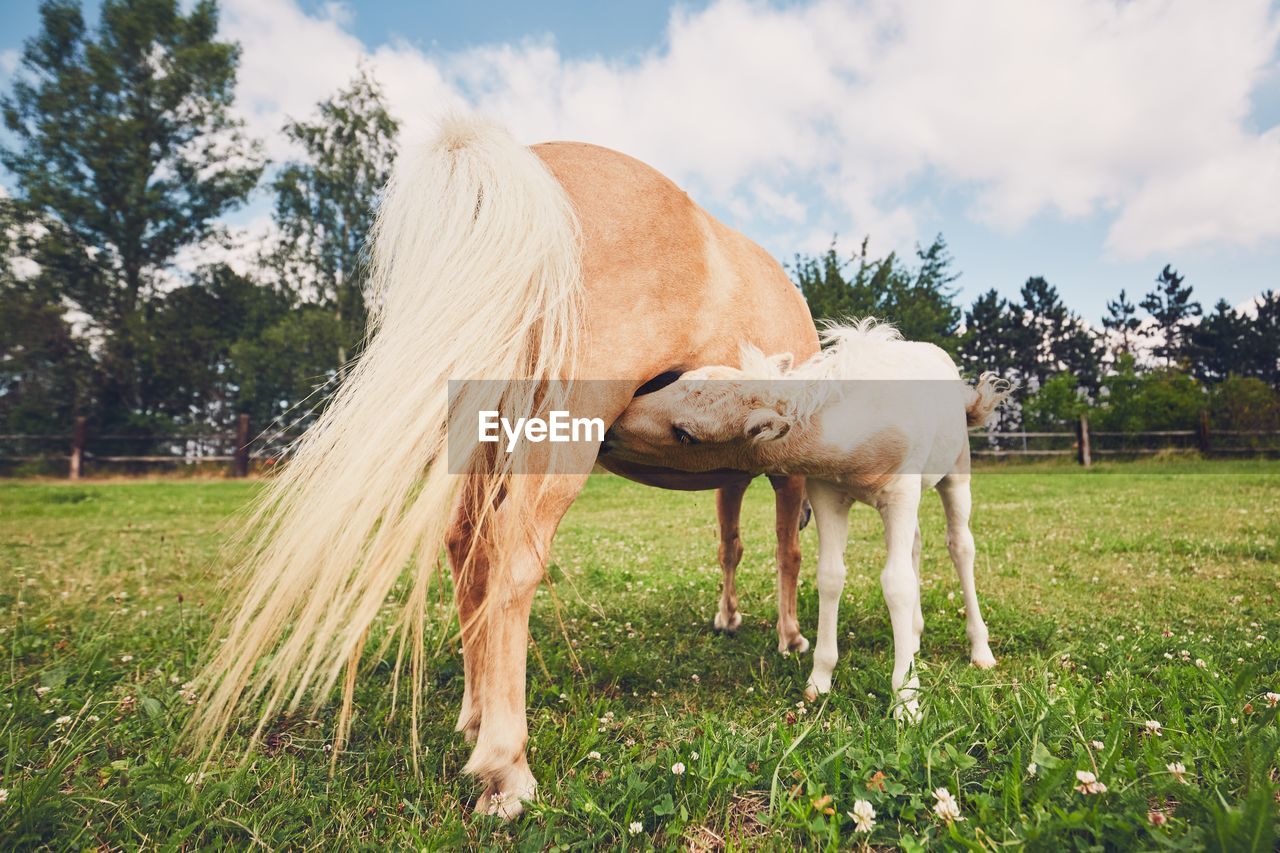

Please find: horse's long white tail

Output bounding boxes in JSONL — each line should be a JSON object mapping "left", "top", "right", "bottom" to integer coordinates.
{"left": 188, "top": 116, "right": 583, "bottom": 758}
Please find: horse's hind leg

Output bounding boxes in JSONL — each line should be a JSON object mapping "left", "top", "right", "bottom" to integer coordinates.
{"left": 713, "top": 479, "right": 750, "bottom": 633}
{"left": 466, "top": 466, "right": 592, "bottom": 819}
{"left": 769, "top": 474, "right": 810, "bottom": 654}
{"left": 446, "top": 479, "right": 491, "bottom": 743}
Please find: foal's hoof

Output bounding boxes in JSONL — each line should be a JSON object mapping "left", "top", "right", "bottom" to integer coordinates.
{"left": 970, "top": 644, "right": 998, "bottom": 670}
{"left": 803, "top": 674, "right": 829, "bottom": 702}
{"left": 713, "top": 610, "right": 743, "bottom": 633}
{"left": 892, "top": 699, "right": 921, "bottom": 723}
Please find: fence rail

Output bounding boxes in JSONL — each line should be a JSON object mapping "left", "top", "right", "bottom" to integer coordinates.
{"left": 0, "top": 413, "right": 285, "bottom": 478}
{"left": 970, "top": 412, "right": 1280, "bottom": 466}
{"left": 2, "top": 412, "right": 1279, "bottom": 478}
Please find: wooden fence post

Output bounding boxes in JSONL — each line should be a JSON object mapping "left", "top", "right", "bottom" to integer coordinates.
{"left": 1076, "top": 413, "right": 1092, "bottom": 467}
{"left": 1197, "top": 410, "right": 1211, "bottom": 455}
{"left": 232, "top": 413, "right": 251, "bottom": 477}
{"left": 69, "top": 416, "right": 86, "bottom": 480}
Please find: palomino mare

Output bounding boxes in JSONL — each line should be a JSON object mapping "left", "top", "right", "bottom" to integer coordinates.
{"left": 191, "top": 117, "right": 817, "bottom": 818}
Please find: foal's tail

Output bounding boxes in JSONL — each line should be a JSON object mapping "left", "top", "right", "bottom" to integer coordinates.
{"left": 187, "top": 116, "right": 583, "bottom": 759}
{"left": 965, "top": 373, "right": 1016, "bottom": 427}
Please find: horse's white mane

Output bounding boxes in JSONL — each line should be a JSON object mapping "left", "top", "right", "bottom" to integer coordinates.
{"left": 738, "top": 317, "right": 904, "bottom": 418}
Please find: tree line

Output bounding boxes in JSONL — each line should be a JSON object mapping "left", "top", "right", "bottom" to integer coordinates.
{"left": 797, "top": 239, "right": 1279, "bottom": 433}
{"left": 2, "top": 0, "right": 1278, "bottom": 446}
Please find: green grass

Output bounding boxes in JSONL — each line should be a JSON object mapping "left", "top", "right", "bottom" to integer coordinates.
{"left": 1, "top": 460, "right": 1278, "bottom": 850}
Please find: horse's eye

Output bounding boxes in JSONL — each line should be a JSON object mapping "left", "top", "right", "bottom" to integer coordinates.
{"left": 673, "top": 425, "right": 699, "bottom": 446}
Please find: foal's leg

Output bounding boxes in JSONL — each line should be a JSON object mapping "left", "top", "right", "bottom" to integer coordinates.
{"left": 804, "top": 479, "right": 851, "bottom": 700}
{"left": 878, "top": 476, "right": 925, "bottom": 721}
{"left": 713, "top": 480, "right": 750, "bottom": 633}
{"left": 911, "top": 522, "right": 924, "bottom": 638}
{"left": 937, "top": 472, "right": 997, "bottom": 668}
{"left": 769, "top": 474, "right": 810, "bottom": 654}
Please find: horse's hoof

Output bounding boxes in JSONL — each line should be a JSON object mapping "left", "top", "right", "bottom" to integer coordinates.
{"left": 713, "top": 610, "right": 742, "bottom": 633}
{"left": 778, "top": 633, "right": 810, "bottom": 655}
{"left": 455, "top": 710, "right": 481, "bottom": 744}
{"left": 476, "top": 770, "right": 536, "bottom": 820}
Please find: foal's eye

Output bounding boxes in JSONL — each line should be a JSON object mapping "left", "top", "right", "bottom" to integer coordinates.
{"left": 673, "top": 426, "right": 699, "bottom": 446}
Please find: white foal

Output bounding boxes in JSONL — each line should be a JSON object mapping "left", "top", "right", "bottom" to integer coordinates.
{"left": 606, "top": 319, "right": 1013, "bottom": 719}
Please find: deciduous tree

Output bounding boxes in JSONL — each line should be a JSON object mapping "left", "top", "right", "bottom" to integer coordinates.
{"left": 0, "top": 0, "right": 261, "bottom": 427}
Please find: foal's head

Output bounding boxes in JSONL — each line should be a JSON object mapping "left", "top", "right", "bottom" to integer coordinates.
{"left": 603, "top": 354, "right": 797, "bottom": 472}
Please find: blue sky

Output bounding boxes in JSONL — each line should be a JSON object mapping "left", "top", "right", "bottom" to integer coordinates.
{"left": 2, "top": 0, "right": 1279, "bottom": 322}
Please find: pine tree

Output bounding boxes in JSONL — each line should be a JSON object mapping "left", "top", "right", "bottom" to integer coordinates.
{"left": 1190, "top": 300, "right": 1247, "bottom": 382}
{"left": 957, "top": 289, "right": 1019, "bottom": 377}
{"left": 1102, "top": 288, "right": 1141, "bottom": 358}
{"left": 1016, "top": 277, "right": 1101, "bottom": 393}
{"left": 792, "top": 235, "right": 960, "bottom": 350}
{"left": 1243, "top": 291, "right": 1280, "bottom": 388}
{"left": 1140, "top": 264, "right": 1201, "bottom": 367}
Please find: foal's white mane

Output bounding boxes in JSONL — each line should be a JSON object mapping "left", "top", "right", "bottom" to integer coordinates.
{"left": 738, "top": 317, "right": 905, "bottom": 419}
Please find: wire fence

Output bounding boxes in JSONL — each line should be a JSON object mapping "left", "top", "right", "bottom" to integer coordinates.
{"left": 2, "top": 412, "right": 1279, "bottom": 478}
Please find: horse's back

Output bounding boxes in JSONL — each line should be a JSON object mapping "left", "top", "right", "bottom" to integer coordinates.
{"left": 533, "top": 141, "right": 816, "bottom": 380}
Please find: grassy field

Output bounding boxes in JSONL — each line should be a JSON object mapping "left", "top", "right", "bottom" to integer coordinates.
{"left": 1, "top": 460, "right": 1278, "bottom": 850}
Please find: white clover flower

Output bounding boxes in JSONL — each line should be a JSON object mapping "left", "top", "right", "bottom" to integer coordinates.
{"left": 849, "top": 799, "right": 876, "bottom": 833}
{"left": 671, "top": 762, "right": 685, "bottom": 776}
{"left": 1027, "top": 762, "right": 1037, "bottom": 776}
{"left": 587, "top": 751, "right": 601, "bottom": 761}
{"left": 1090, "top": 740, "right": 1104, "bottom": 751}
{"left": 0, "top": 788, "right": 8, "bottom": 805}
{"left": 628, "top": 820, "right": 643, "bottom": 836}
{"left": 1144, "top": 720, "right": 1163, "bottom": 736}
{"left": 1075, "top": 770, "right": 1107, "bottom": 795}
{"left": 35, "top": 686, "right": 51, "bottom": 697}
{"left": 1265, "top": 692, "right": 1279, "bottom": 708}
{"left": 1195, "top": 658, "right": 1206, "bottom": 669}
{"left": 54, "top": 715, "right": 72, "bottom": 729}
{"left": 1167, "top": 762, "right": 1189, "bottom": 784}
{"left": 690, "top": 751, "right": 699, "bottom": 761}
{"left": 120, "top": 655, "right": 134, "bottom": 663}
{"left": 932, "top": 788, "right": 963, "bottom": 823}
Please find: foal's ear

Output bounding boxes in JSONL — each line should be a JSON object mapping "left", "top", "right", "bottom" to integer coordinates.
{"left": 744, "top": 408, "right": 791, "bottom": 443}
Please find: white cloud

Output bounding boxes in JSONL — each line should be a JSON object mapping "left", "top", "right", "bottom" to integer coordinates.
{"left": 218, "top": 0, "right": 1280, "bottom": 261}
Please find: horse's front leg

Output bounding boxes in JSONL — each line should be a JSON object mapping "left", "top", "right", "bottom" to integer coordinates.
{"left": 712, "top": 479, "right": 751, "bottom": 633}
{"left": 768, "top": 474, "right": 810, "bottom": 654}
